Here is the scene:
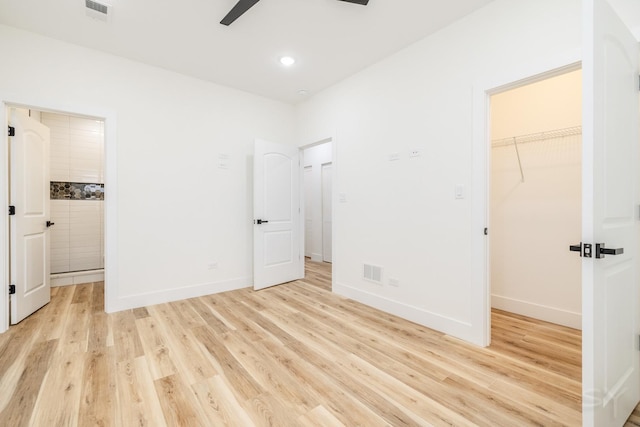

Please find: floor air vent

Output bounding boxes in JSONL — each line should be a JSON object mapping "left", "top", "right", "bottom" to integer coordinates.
{"left": 86, "top": 0, "right": 110, "bottom": 22}
{"left": 363, "top": 264, "right": 383, "bottom": 284}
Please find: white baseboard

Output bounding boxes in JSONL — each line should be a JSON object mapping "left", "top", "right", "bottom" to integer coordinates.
{"left": 51, "top": 269, "right": 105, "bottom": 287}
{"left": 108, "top": 276, "right": 251, "bottom": 313}
{"left": 310, "top": 253, "right": 323, "bottom": 262}
{"left": 491, "top": 294, "right": 581, "bottom": 330}
{"left": 333, "top": 281, "right": 480, "bottom": 345}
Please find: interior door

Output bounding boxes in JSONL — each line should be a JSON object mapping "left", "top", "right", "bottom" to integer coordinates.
{"left": 9, "top": 109, "right": 51, "bottom": 324}
{"left": 253, "top": 139, "right": 303, "bottom": 290}
{"left": 582, "top": 0, "right": 640, "bottom": 425}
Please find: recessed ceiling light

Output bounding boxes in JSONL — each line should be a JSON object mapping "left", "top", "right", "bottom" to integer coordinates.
{"left": 280, "top": 56, "right": 296, "bottom": 67}
{"left": 297, "top": 89, "right": 309, "bottom": 96}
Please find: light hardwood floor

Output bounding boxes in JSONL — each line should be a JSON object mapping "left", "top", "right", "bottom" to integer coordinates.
{"left": 0, "top": 260, "right": 604, "bottom": 426}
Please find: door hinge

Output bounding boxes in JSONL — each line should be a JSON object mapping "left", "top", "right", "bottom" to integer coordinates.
{"left": 8, "top": 126, "right": 15, "bottom": 137}
{"left": 8, "top": 206, "right": 15, "bottom": 216}
{"left": 8, "top": 285, "right": 15, "bottom": 295}
{"left": 484, "top": 227, "right": 488, "bottom": 235}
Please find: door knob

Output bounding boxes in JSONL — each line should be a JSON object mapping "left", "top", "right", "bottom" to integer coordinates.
{"left": 596, "top": 243, "right": 623, "bottom": 259}
{"left": 256, "top": 219, "right": 269, "bottom": 225}
{"left": 46, "top": 221, "right": 55, "bottom": 227}
{"left": 569, "top": 242, "right": 622, "bottom": 258}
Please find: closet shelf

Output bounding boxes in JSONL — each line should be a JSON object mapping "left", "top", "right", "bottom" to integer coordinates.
{"left": 491, "top": 126, "right": 582, "bottom": 148}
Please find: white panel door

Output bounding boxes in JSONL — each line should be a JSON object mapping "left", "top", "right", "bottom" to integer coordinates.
{"left": 582, "top": 0, "right": 640, "bottom": 425}
{"left": 254, "top": 139, "right": 302, "bottom": 290}
{"left": 321, "top": 163, "right": 333, "bottom": 263}
{"left": 9, "top": 109, "right": 51, "bottom": 324}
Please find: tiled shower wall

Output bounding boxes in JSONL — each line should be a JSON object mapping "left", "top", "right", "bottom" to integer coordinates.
{"left": 42, "top": 112, "right": 104, "bottom": 274}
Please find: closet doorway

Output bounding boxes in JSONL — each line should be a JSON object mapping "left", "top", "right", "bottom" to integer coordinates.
{"left": 303, "top": 141, "right": 333, "bottom": 264}
{"left": 489, "top": 69, "right": 582, "bottom": 330}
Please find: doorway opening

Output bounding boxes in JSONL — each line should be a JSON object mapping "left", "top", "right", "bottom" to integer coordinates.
{"left": 488, "top": 68, "right": 582, "bottom": 331}
{"left": 301, "top": 139, "right": 333, "bottom": 292}
{"left": 483, "top": 67, "right": 584, "bottom": 416}
{"left": 488, "top": 68, "right": 583, "bottom": 333}
{"left": 302, "top": 141, "right": 333, "bottom": 264}
{"left": 39, "top": 110, "right": 105, "bottom": 286}
{"left": 5, "top": 104, "right": 107, "bottom": 327}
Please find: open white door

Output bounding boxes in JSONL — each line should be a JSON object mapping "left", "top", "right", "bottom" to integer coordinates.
{"left": 582, "top": 0, "right": 640, "bottom": 425}
{"left": 9, "top": 109, "right": 51, "bottom": 324}
{"left": 253, "top": 139, "right": 302, "bottom": 290}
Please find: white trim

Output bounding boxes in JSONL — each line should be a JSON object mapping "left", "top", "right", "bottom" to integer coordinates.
{"left": 51, "top": 269, "right": 104, "bottom": 287}
{"left": 310, "top": 252, "right": 323, "bottom": 262}
{"left": 114, "top": 277, "right": 250, "bottom": 311}
{"left": 471, "top": 49, "right": 582, "bottom": 347}
{"left": 0, "top": 96, "right": 117, "bottom": 331}
{"left": 0, "top": 105, "right": 9, "bottom": 333}
{"left": 334, "top": 281, "right": 476, "bottom": 342}
{"left": 491, "top": 294, "right": 581, "bottom": 330}
{"left": 103, "top": 112, "right": 118, "bottom": 313}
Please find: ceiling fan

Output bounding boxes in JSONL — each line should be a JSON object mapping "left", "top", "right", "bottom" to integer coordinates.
{"left": 220, "top": 0, "right": 370, "bottom": 26}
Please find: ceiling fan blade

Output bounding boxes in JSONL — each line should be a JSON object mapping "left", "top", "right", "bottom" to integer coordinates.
{"left": 220, "top": 0, "right": 261, "bottom": 26}
{"left": 337, "top": 0, "right": 369, "bottom": 5}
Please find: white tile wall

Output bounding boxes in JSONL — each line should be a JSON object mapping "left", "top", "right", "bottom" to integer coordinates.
{"left": 43, "top": 113, "right": 104, "bottom": 183}
{"left": 69, "top": 201, "right": 103, "bottom": 272}
{"left": 42, "top": 113, "right": 71, "bottom": 182}
{"left": 50, "top": 200, "right": 70, "bottom": 274}
{"left": 43, "top": 112, "right": 104, "bottom": 274}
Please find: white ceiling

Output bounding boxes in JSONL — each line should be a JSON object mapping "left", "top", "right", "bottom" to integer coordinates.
{"left": 0, "top": 0, "right": 496, "bottom": 104}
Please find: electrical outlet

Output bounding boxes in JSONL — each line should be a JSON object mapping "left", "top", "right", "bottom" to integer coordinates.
{"left": 389, "top": 277, "right": 400, "bottom": 287}
{"left": 388, "top": 152, "right": 400, "bottom": 161}
{"left": 207, "top": 262, "right": 219, "bottom": 270}
{"left": 409, "top": 149, "right": 421, "bottom": 158}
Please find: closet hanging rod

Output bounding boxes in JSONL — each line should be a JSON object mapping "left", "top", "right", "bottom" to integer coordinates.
{"left": 491, "top": 125, "right": 582, "bottom": 148}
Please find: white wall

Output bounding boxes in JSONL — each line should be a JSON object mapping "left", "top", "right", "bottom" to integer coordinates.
{"left": 490, "top": 70, "right": 582, "bottom": 329}
{"left": 295, "top": 0, "right": 586, "bottom": 344}
{"left": 303, "top": 142, "right": 332, "bottom": 262}
{"left": 0, "top": 24, "right": 296, "bottom": 315}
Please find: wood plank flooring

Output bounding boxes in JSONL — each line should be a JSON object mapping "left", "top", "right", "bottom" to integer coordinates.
{"left": 0, "top": 260, "right": 593, "bottom": 426}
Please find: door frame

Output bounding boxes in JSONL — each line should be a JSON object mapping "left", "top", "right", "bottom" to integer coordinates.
{"left": 0, "top": 97, "right": 118, "bottom": 333}
{"left": 320, "top": 161, "right": 333, "bottom": 263}
{"left": 470, "top": 50, "right": 581, "bottom": 346}
{"left": 299, "top": 136, "right": 335, "bottom": 282}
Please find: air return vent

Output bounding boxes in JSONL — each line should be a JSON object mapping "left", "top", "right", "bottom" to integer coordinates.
{"left": 363, "top": 264, "right": 383, "bottom": 284}
{"left": 85, "top": 0, "right": 110, "bottom": 22}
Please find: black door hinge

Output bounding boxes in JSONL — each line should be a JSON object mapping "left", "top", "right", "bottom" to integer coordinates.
{"left": 8, "top": 285, "right": 15, "bottom": 295}
{"left": 484, "top": 227, "right": 488, "bottom": 236}
{"left": 8, "top": 126, "right": 15, "bottom": 137}
{"left": 8, "top": 206, "right": 15, "bottom": 216}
